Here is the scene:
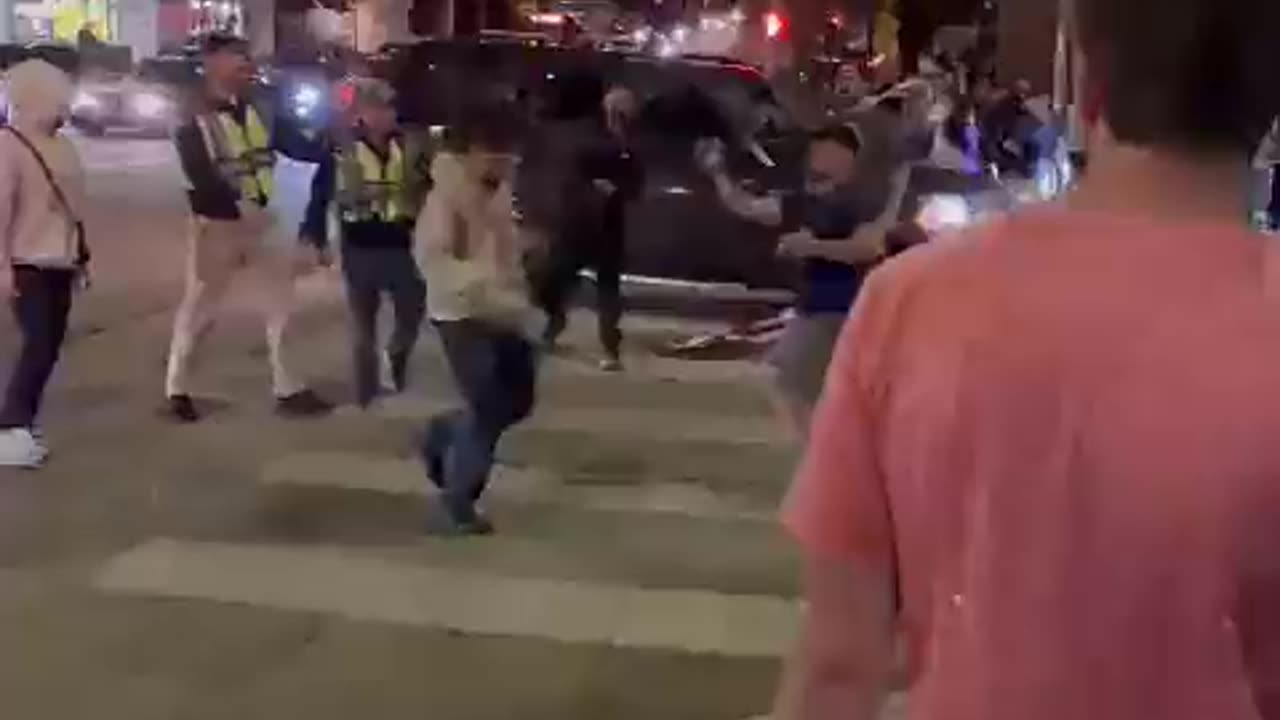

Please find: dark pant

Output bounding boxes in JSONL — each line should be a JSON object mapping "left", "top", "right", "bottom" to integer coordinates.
{"left": 1270, "top": 165, "right": 1280, "bottom": 230}
{"left": 422, "top": 320, "right": 537, "bottom": 522}
{"left": 341, "top": 244, "right": 426, "bottom": 406}
{"left": 538, "top": 235, "right": 623, "bottom": 358}
{"left": 1, "top": 266, "right": 75, "bottom": 429}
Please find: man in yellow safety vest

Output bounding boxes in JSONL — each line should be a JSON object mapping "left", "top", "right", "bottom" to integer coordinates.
{"left": 300, "top": 78, "right": 430, "bottom": 409}
{"left": 165, "top": 33, "right": 334, "bottom": 423}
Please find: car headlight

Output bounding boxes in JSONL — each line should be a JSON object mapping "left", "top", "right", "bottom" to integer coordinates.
{"left": 72, "top": 91, "right": 101, "bottom": 111}
{"left": 916, "top": 194, "right": 971, "bottom": 234}
{"left": 292, "top": 83, "right": 323, "bottom": 117}
{"left": 131, "top": 92, "right": 169, "bottom": 118}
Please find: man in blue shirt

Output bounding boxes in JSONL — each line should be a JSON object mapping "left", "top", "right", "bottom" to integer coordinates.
{"left": 702, "top": 124, "right": 907, "bottom": 437}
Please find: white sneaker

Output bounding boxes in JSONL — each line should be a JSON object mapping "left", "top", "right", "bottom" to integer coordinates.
{"left": 0, "top": 428, "right": 47, "bottom": 469}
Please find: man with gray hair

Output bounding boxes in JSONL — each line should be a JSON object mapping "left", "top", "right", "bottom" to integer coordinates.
{"left": 301, "top": 77, "right": 430, "bottom": 409}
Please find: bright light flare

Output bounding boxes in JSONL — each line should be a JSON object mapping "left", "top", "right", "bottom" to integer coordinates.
{"left": 764, "top": 11, "right": 785, "bottom": 39}
{"left": 132, "top": 92, "right": 168, "bottom": 118}
{"left": 917, "top": 194, "right": 971, "bottom": 233}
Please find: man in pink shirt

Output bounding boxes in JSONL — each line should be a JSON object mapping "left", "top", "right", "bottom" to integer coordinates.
{"left": 775, "top": 1, "right": 1280, "bottom": 719}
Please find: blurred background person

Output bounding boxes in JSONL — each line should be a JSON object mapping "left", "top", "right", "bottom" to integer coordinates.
{"left": 538, "top": 85, "right": 643, "bottom": 371}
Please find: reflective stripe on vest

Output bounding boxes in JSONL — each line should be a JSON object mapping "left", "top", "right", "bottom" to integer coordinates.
{"left": 199, "top": 105, "right": 276, "bottom": 204}
{"left": 338, "top": 138, "right": 405, "bottom": 222}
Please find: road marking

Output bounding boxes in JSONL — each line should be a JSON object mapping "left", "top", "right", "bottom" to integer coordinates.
{"left": 261, "top": 451, "right": 778, "bottom": 522}
{"left": 374, "top": 396, "right": 788, "bottom": 448}
{"left": 94, "top": 538, "right": 801, "bottom": 658}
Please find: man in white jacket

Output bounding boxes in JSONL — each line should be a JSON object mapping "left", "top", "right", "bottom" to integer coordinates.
{"left": 0, "top": 59, "right": 88, "bottom": 468}
{"left": 416, "top": 115, "right": 540, "bottom": 535}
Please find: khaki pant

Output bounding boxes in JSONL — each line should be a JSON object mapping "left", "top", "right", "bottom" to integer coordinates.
{"left": 165, "top": 215, "right": 302, "bottom": 399}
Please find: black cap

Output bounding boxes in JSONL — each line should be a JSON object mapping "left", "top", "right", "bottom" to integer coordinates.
{"left": 201, "top": 32, "right": 249, "bottom": 56}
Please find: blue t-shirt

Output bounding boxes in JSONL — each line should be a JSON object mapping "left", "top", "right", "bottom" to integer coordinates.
{"left": 784, "top": 189, "right": 876, "bottom": 315}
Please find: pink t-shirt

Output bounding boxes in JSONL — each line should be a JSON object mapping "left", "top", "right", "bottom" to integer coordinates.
{"left": 786, "top": 208, "right": 1280, "bottom": 720}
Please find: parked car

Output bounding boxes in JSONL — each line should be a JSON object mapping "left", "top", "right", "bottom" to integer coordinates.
{"left": 69, "top": 55, "right": 199, "bottom": 136}
{"left": 388, "top": 39, "right": 807, "bottom": 289}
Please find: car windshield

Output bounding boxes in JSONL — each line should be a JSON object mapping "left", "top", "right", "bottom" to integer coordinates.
{"left": 137, "top": 59, "right": 199, "bottom": 85}
{"left": 624, "top": 60, "right": 792, "bottom": 142}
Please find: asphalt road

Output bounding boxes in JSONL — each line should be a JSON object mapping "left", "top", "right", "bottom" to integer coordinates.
{"left": 0, "top": 138, "right": 904, "bottom": 720}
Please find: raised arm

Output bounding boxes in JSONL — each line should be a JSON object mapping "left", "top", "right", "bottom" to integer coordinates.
{"left": 696, "top": 138, "right": 784, "bottom": 227}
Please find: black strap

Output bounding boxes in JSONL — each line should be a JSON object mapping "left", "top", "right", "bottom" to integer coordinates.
{"left": 5, "top": 126, "right": 90, "bottom": 267}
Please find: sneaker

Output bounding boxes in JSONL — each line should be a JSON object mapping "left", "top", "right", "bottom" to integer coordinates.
{"left": 598, "top": 355, "right": 624, "bottom": 372}
{"left": 275, "top": 389, "right": 334, "bottom": 419}
{"left": 424, "top": 504, "right": 494, "bottom": 537}
{"left": 0, "top": 428, "right": 46, "bottom": 469}
{"left": 166, "top": 394, "right": 201, "bottom": 424}
{"left": 28, "top": 426, "right": 48, "bottom": 456}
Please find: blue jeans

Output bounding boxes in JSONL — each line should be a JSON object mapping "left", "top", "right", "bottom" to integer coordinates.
{"left": 423, "top": 320, "right": 537, "bottom": 522}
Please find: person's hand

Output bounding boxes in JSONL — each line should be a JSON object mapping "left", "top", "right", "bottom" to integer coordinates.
{"left": 593, "top": 178, "right": 618, "bottom": 195}
{"left": 694, "top": 137, "right": 728, "bottom": 177}
{"left": 0, "top": 264, "right": 16, "bottom": 299}
{"left": 75, "top": 266, "right": 92, "bottom": 292}
{"left": 778, "top": 230, "right": 821, "bottom": 259}
{"left": 294, "top": 244, "right": 332, "bottom": 276}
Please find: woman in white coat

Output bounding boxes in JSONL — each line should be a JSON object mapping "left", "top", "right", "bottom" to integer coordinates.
{"left": 0, "top": 59, "right": 89, "bottom": 468}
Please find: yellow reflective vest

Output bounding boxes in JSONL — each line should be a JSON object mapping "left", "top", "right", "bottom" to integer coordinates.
{"left": 337, "top": 137, "right": 408, "bottom": 223}
{"left": 197, "top": 104, "right": 276, "bottom": 205}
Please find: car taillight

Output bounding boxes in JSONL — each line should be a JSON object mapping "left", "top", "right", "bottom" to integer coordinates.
{"left": 337, "top": 81, "right": 356, "bottom": 110}
{"left": 764, "top": 11, "right": 785, "bottom": 40}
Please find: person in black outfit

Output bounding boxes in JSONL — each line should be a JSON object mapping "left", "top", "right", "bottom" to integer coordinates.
{"left": 538, "top": 85, "right": 642, "bottom": 371}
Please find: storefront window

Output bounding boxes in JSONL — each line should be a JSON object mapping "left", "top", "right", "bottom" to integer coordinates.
{"left": 189, "top": 0, "right": 243, "bottom": 36}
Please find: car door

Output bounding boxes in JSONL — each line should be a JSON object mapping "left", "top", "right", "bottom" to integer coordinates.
{"left": 620, "top": 65, "right": 799, "bottom": 288}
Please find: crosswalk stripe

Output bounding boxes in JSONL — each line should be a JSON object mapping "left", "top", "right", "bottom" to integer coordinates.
{"left": 373, "top": 396, "right": 789, "bottom": 448}
{"left": 261, "top": 451, "right": 778, "bottom": 522}
{"left": 94, "top": 538, "right": 802, "bottom": 658}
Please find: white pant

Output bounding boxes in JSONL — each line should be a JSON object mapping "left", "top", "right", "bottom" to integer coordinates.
{"left": 165, "top": 214, "right": 302, "bottom": 399}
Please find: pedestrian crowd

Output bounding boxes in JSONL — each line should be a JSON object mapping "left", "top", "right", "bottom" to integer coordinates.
{"left": 6, "top": 0, "right": 1280, "bottom": 716}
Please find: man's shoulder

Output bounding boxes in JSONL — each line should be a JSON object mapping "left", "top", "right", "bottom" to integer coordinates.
{"left": 865, "top": 211, "right": 1030, "bottom": 312}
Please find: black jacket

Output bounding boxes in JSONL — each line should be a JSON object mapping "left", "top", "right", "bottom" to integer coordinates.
{"left": 174, "top": 90, "right": 329, "bottom": 222}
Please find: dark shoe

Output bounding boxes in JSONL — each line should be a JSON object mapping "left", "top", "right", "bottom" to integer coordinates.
{"left": 275, "top": 389, "right": 334, "bottom": 419}
{"left": 387, "top": 350, "right": 410, "bottom": 393}
{"left": 424, "top": 503, "right": 494, "bottom": 537}
{"left": 166, "top": 394, "right": 201, "bottom": 423}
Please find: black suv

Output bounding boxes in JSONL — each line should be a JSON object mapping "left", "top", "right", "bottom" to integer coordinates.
{"left": 386, "top": 40, "right": 807, "bottom": 290}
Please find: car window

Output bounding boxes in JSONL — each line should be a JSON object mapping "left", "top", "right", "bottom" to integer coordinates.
{"left": 633, "top": 84, "right": 731, "bottom": 142}
{"left": 137, "top": 59, "right": 199, "bottom": 85}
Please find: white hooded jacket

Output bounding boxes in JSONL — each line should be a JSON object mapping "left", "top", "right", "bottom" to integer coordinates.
{"left": 0, "top": 59, "right": 86, "bottom": 269}
{"left": 415, "top": 152, "right": 537, "bottom": 333}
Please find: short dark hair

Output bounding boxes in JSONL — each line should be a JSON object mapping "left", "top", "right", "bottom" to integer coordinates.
{"left": 1075, "top": 0, "right": 1280, "bottom": 154}
{"left": 810, "top": 123, "right": 862, "bottom": 155}
{"left": 201, "top": 33, "right": 249, "bottom": 57}
{"left": 448, "top": 105, "right": 519, "bottom": 154}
